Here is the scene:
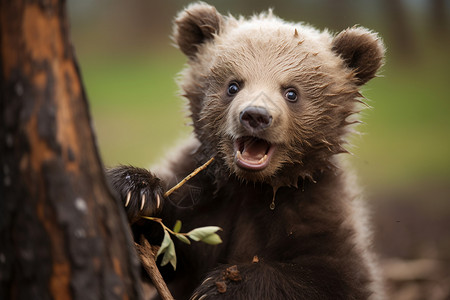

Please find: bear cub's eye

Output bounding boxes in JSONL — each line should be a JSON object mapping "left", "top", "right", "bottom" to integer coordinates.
{"left": 284, "top": 88, "right": 298, "bottom": 102}
{"left": 227, "top": 82, "right": 240, "bottom": 96}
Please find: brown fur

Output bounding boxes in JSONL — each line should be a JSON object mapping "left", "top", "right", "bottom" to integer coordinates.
{"left": 108, "top": 2, "right": 386, "bottom": 299}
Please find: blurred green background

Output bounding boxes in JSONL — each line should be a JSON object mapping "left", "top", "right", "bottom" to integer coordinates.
{"left": 68, "top": 1, "right": 450, "bottom": 298}
{"left": 68, "top": 0, "right": 450, "bottom": 189}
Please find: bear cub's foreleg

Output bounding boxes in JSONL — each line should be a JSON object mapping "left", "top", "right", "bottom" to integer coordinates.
{"left": 106, "top": 166, "right": 165, "bottom": 224}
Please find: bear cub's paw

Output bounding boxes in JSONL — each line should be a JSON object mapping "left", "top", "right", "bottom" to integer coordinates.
{"left": 106, "top": 166, "right": 164, "bottom": 223}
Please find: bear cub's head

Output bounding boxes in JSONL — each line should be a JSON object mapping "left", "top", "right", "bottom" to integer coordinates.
{"left": 173, "top": 3, "right": 385, "bottom": 187}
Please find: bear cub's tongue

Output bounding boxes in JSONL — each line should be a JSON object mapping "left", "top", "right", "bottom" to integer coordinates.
{"left": 241, "top": 138, "right": 268, "bottom": 162}
{"left": 235, "top": 137, "right": 273, "bottom": 170}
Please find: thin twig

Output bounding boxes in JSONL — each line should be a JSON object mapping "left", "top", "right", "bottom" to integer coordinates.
{"left": 142, "top": 216, "right": 188, "bottom": 237}
{"left": 164, "top": 157, "right": 214, "bottom": 197}
{"left": 135, "top": 236, "right": 174, "bottom": 300}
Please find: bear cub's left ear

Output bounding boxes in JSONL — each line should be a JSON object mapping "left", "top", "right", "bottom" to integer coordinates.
{"left": 332, "top": 27, "right": 385, "bottom": 85}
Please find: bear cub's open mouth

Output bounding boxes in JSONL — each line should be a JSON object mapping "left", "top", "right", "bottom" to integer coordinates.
{"left": 234, "top": 136, "right": 276, "bottom": 171}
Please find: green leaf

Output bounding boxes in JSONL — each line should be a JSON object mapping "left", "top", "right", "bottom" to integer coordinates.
{"left": 199, "top": 233, "right": 222, "bottom": 245}
{"left": 156, "top": 230, "right": 171, "bottom": 258}
{"left": 160, "top": 237, "right": 176, "bottom": 270}
{"left": 173, "top": 220, "right": 182, "bottom": 233}
{"left": 175, "top": 234, "right": 191, "bottom": 245}
{"left": 187, "top": 226, "right": 222, "bottom": 243}
{"left": 169, "top": 253, "right": 177, "bottom": 270}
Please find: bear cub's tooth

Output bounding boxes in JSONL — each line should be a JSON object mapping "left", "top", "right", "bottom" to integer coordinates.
{"left": 236, "top": 150, "right": 243, "bottom": 161}
{"left": 258, "top": 154, "right": 268, "bottom": 164}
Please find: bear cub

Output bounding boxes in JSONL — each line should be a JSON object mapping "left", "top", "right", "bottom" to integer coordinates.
{"left": 107, "top": 3, "right": 385, "bottom": 299}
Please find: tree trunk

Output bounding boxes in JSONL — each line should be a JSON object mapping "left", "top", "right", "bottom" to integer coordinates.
{"left": 0, "top": 1, "right": 143, "bottom": 299}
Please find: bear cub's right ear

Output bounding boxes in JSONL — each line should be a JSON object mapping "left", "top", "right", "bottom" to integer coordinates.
{"left": 332, "top": 27, "right": 385, "bottom": 86}
{"left": 173, "top": 2, "right": 223, "bottom": 59}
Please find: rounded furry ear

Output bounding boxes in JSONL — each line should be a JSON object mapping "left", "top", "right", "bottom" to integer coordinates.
{"left": 332, "top": 27, "right": 385, "bottom": 85}
{"left": 173, "top": 2, "right": 223, "bottom": 58}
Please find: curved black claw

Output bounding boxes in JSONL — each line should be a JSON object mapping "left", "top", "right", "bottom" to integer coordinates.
{"left": 106, "top": 165, "right": 164, "bottom": 224}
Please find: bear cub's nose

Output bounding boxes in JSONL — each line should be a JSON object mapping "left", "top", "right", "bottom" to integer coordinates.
{"left": 240, "top": 106, "right": 273, "bottom": 132}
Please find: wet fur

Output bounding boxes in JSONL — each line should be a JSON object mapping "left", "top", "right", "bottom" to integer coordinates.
{"left": 107, "top": 2, "right": 385, "bottom": 299}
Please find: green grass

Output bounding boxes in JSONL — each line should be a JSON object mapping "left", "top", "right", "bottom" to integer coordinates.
{"left": 78, "top": 47, "right": 450, "bottom": 187}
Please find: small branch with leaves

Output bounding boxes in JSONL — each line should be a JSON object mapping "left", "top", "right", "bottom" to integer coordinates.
{"left": 142, "top": 217, "right": 222, "bottom": 270}
{"left": 134, "top": 157, "right": 219, "bottom": 300}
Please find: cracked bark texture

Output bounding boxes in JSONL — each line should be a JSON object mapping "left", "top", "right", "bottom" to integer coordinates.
{"left": 0, "top": 0, "right": 144, "bottom": 299}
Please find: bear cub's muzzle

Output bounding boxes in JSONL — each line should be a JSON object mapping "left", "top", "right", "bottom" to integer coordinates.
{"left": 234, "top": 106, "right": 276, "bottom": 171}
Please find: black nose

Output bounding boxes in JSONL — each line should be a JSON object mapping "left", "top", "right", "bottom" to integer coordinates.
{"left": 239, "top": 106, "right": 272, "bottom": 132}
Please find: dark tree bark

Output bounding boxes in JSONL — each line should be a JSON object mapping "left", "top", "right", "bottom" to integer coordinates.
{"left": 0, "top": 0, "right": 144, "bottom": 299}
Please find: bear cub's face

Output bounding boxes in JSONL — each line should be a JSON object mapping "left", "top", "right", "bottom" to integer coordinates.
{"left": 174, "top": 3, "right": 384, "bottom": 185}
